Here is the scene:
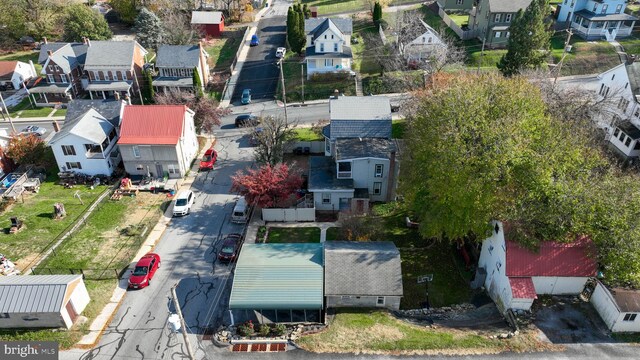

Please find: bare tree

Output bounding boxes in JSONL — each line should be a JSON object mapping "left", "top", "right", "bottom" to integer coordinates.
{"left": 162, "top": 10, "right": 204, "bottom": 45}
{"left": 154, "top": 89, "right": 229, "bottom": 134}
{"left": 252, "top": 116, "right": 298, "bottom": 166}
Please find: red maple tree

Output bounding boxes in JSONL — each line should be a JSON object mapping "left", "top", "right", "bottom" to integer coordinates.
{"left": 231, "top": 163, "right": 303, "bottom": 208}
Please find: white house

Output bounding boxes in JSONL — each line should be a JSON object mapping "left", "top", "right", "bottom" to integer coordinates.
{"left": 304, "top": 18, "right": 353, "bottom": 79}
{"left": 0, "top": 275, "right": 90, "bottom": 329}
{"left": 49, "top": 108, "right": 121, "bottom": 176}
{"left": 590, "top": 282, "right": 640, "bottom": 332}
{"left": 478, "top": 221, "right": 597, "bottom": 314}
{"left": 0, "top": 60, "right": 37, "bottom": 90}
{"left": 401, "top": 20, "right": 445, "bottom": 63}
{"left": 556, "top": 0, "right": 637, "bottom": 41}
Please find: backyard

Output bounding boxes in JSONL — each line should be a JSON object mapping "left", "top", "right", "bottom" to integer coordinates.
{"left": 301, "top": 0, "right": 428, "bottom": 15}
{"left": 205, "top": 28, "right": 246, "bottom": 71}
{"left": 293, "top": 127, "right": 324, "bottom": 141}
{"left": 264, "top": 227, "right": 321, "bottom": 243}
{"left": 0, "top": 50, "right": 41, "bottom": 73}
{"left": 279, "top": 53, "right": 356, "bottom": 102}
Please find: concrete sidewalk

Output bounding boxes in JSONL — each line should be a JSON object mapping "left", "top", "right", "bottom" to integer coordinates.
{"left": 77, "top": 138, "right": 215, "bottom": 347}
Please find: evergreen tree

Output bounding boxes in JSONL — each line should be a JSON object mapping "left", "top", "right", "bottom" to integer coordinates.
{"left": 135, "top": 7, "right": 164, "bottom": 50}
{"left": 287, "top": 6, "right": 297, "bottom": 50}
{"left": 296, "top": 6, "right": 306, "bottom": 52}
{"left": 63, "top": 4, "right": 112, "bottom": 42}
{"left": 193, "top": 66, "right": 204, "bottom": 98}
{"left": 373, "top": 2, "right": 382, "bottom": 25}
{"left": 497, "top": 0, "right": 551, "bottom": 76}
{"left": 142, "top": 69, "right": 154, "bottom": 104}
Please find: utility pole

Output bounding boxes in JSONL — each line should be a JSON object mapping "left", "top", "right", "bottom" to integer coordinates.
{"left": 0, "top": 92, "right": 17, "bottom": 134}
{"left": 279, "top": 58, "right": 288, "bottom": 124}
{"left": 554, "top": 29, "right": 574, "bottom": 85}
{"left": 477, "top": 37, "right": 486, "bottom": 74}
{"left": 301, "top": 64, "right": 305, "bottom": 104}
{"left": 171, "top": 284, "right": 195, "bottom": 360}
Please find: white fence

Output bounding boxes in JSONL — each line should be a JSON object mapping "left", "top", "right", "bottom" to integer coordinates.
{"left": 284, "top": 141, "right": 325, "bottom": 154}
{"left": 438, "top": 7, "right": 478, "bottom": 41}
{"left": 262, "top": 208, "right": 316, "bottom": 222}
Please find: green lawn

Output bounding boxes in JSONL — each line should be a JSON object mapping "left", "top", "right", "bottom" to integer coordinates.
{"left": 298, "top": 309, "right": 500, "bottom": 353}
{"left": 267, "top": 227, "right": 321, "bottom": 243}
{"left": 280, "top": 53, "right": 356, "bottom": 102}
{"left": 0, "top": 50, "right": 42, "bottom": 73}
{"left": 53, "top": 108, "right": 67, "bottom": 117}
{"left": 8, "top": 98, "right": 53, "bottom": 118}
{"left": 326, "top": 226, "right": 340, "bottom": 241}
{"left": 549, "top": 36, "right": 620, "bottom": 76}
{"left": 294, "top": 127, "right": 324, "bottom": 141}
{"left": 392, "top": 120, "right": 406, "bottom": 139}
{"left": 447, "top": 12, "right": 469, "bottom": 27}
{"left": 618, "top": 36, "right": 640, "bottom": 57}
{"left": 302, "top": 0, "right": 427, "bottom": 15}
{"left": 352, "top": 19, "right": 384, "bottom": 75}
{"left": 206, "top": 29, "right": 246, "bottom": 70}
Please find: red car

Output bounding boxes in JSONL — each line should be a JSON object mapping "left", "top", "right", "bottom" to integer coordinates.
{"left": 128, "top": 253, "right": 161, "bottom": 289}
{"left": 199, "top": 148, "right": 217, "bottom": 171}
{"left": 217, "top": 234, "right": 242, "bottom": 262}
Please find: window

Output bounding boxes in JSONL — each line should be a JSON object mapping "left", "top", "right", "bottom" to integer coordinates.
{"left": 601, "top": 4, "right": 608, "bottom": 14}
{"left": 334, "top": 43, "right": 338, "bottom": 52}
{"left": 136, "top": 164, "right": 144, "bottom": 171}
{"left": 54, "top": 65, "right": 60, "bottom": 71}
{"left": 121, "top": 71, "right": 128, "bottom": 80}
{"left": 168, "top": 164, "right": 178, "bottom": 174}
{"left": 616, "top": 4, "right": 622, "bottom": 14}
{"left": 612, "top": 74, "right": 616, "bottom": 80}
{"left": 488, "top": 245, "right": 494, "bottom": 254}
{"left": 625, "top": 137, "right": 632, "bottom": 147}
{"left": 48, "top": 65, "right": 54, "bottom": 72}
{"left": 66, "top": 162, "right": 82, "bottom": 169}
{"left": 505, "top": 13, "right": 512, "bottom": 22}
{"left": 373, "top": 182, "right": 382, "bottom": 195}
{"left": 506, "top": 31, "right": 510, "bottom": 38}
{"left": 457, "top": 0, "right": 463, "bottom": 4}
{"left": 324, "top": 35, "right": 327, "bottom": 39}
{"left": 599, "top": 84, "right": 610, "bottom": 97}
{"left": 60, "top": 74, "right": 67, "bottom": 83}
{"left": 614, "top": 128, "right": 620, "bottom": 137}
{"left": 322, "top": 193, "right": 331, "bottom": 204}
{"left": 104, "top": 71, "right": 111, "bottom": 81}
{"left": 325, "top": 58, "right": 334, "bottom": 67}
{"left": 132, "top": 145, "right": 141, "bottom": 158}
{"left": 564, "top": 0, "right": 567, "bottom": 4}
{"left": 635, "top": 141, "right": 640, "bottom": 150}
{"left": 592, "top": 4, "right": 597, "bottom": 12}
{"left": 619, "top": 98, "right": 630, "bottom": 110}
{"left": 61, "top": 145, "right": 76, "bottom": 156}
{"left": 495, "top": 31, "right": 502, "bottom": 38}
{"left": 331, "top": 34, "right": 334, "bottom": 39}
{"left": 93, "top": 71, "right": 100, "bottom": 80}
{"left": 495, "top": 14, "right": 501, "bottom": 22}
{"left": 325, "top": 139, "right": 330, "bottom": 153}
{"left": 623, "top": 313, "right": 638, "bottom": 322}
{"left": 320, "top": 43, "right": 324, "bottom": 52}
{"left": 496, "top": 261, "right": 502, "bottom": 272}
{"left": 85, "top": 144, "right": 102, "bottom": 153}
{"left": 0, "top": 313, "right": 9, "bottom": 318}
{"left": 337, "top": 161, "right": 351, "bottom": 177}
{"left": 47, "top": 74, "right": 55, "bottom": 83}
{"left": 626, "top": 82, "right": 630, "bottom": 89}
{"left": 377, "top": 297, "right": 385, "bottom": 305}
{"left": 375, "top": 164, "right": 383, "bottom": 177}
{"left": 619, "top": 132, "right": 625, "bottom": 141}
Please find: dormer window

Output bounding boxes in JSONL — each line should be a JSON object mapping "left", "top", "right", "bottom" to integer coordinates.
{"left": 334, "top": 43, "right": 338, "bottom": 52}
{"left": 324, "top": 34, "right": 327, "bottom": 39}
{"left": 320, "top": 43, "right": 324, "bottom": 52}
{"left": 331, "top": 34, "right": 334, "bottom": 39}
{"left": 47, "top": 75, "right": 55, "bottom": 83}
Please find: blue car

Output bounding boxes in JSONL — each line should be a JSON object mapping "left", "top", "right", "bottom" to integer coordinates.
{"left": 241, "top": 89, "right": 252, "bottom": 105}
{"left": 250, "top": 35, "right": 259, "bottom": 46}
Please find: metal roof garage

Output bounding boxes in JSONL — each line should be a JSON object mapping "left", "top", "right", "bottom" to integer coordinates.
{"left": 229, "top": 243, "right": 323, "bottom": 323}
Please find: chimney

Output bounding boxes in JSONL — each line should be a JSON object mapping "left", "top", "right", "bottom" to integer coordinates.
{"left": 628, "top": 54, "right": 637, "bottom": 66}
{"left": 52, "top": 120, "right": 60, "bottom": 133}
{"left": 47, "top": 50, "right": 53, "bottom": 57}
{"left": 125, "top": 94, "right": 132, "bottom": 105}
{"left": 42, "top": 37, "right": 48, "bottom": 44}
{"left": 83, "top": 37, "right": 91, "bottom": 47}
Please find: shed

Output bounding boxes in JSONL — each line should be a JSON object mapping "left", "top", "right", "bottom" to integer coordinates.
{"left": 324, "top": 241, "right": 403, "bottom": 310}
{"left": 191, "top": 11, "right": 225, "bottom": 37}
{"left": 229, "top": 243, "right": 323, "bottom": 323}
{"left": 591, "top": 281, "right": 640, "bottom": 332}
{"left": 0, "top": 275, "right": 90, "bottom": 329}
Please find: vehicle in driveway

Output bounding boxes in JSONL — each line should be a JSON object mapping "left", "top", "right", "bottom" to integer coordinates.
{"left": 20, "top": 125, "right": 47, "bottom": 137}
{"left": 275, "top": 47, "right": 286, "bottom": 58}
{"left": 199, "top": 147, "right": 217, "bottom": 171}
{"left": 235, "top": 114, "right": 259, "bottom": 127}
{"left": 172, "top": 190, "right": 194, "bottom": 216}
{"left": 218, "top": 234, "right": 242, "bottom": 262}
{"left": 128, "top": 253, "right": 161, "bottom": 289}
{"left": 250, "top": 35, "right": 260, "bottom": 46}
{"left": 241, "top": 88, "right": 252, "bottom": 104}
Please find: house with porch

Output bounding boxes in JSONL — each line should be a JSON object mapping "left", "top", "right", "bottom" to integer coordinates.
{"left": 309, "top": 97, "right": 399, "bottom": 213}
{"left": 0, "top": 60, "right": 37, "bottom": 91}
{"left": 83, "top": 40, "right": 148, "bottom": 101}
{"left": 468, "top": 0, "right": 533, "bottom": 48}
{"left": 400, "top": 20, "right": 445, "bottom": 64}
{"left": 153, "top": 44, "right": 209, "bottom": 93}
{"left": 304, "top": 18, "right": 353, "bottom": 79}
{"left": 117, "top": 105, "right": 198, "bottom": 179}
{"left": 437, "top": 0, "right": 474, "bottom": 12}
{"left": 29, "top": 39, "right": 88, "bottom": 106}
{"left": 556, "top": 0, "right": 636, "bottom": 41}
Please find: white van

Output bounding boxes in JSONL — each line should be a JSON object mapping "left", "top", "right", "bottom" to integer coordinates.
{"left": 231, "top": 197, "right": 249, "bottom": 223}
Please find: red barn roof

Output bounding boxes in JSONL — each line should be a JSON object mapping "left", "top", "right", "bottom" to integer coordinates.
{"left": 118, "top": 105, "right": 189, "bottom": 145}
{"left": 0, "top": 61, "right": 17, "bottom": 79}
{"left": 506, "top": 236, "right": 597, "bottom": 277}
{"left": 509, "top": 277, "right": 537, "bottom": 299}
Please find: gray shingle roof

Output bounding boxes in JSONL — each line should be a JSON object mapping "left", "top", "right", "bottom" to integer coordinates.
{"left": 38, "top": 43, "right": 88, "bottom": 65}
{"left": 84, "top": 41, "right": 145, "bottom": 70}
{"left": 324, "top": 241, "right": 403, "bottom": 296}
{"left": 156, "top": 45, "right": 203, "bottom": 69}
{"left": 43, "top": 44, "right": 77, "bottom": 74}
{"left": 50, "top": 108, "right": 114, "bottom": 144}
{"left": 191, "top": 11, "right": 223, "bottom": 24}
{"left": 305, "top": 45, "right": 353, "bottom": 58}
{"left": 574, "top": 9, "right": 638, "bottom": 21}
{"left": 618, "top": 121, "right": 640, "bottom": 140}
{"left": 335, "top": 138, "right": 396, "bottom": 160}
{"left": 610, "top": 288, "right": 640, "bottom": 312}
{"left": 305, "top": 18, "right": 352, "bottom": 36}
{"left": 0, "top": 275, "right": 82, "bottom": 313}
{"left": 330, "top": 96, "right": 392, "bottom": 121}
{"left": 65, "top": 99, "right": 125, "bottom": 128}
{"left": 308, "top": 156, "right": 353, "bottom": 191}
{"left": 488, "top": 0, "right": 533, "bottom": 13}
{"left": 626, "top": 62, "right": 640, "bottom": 98}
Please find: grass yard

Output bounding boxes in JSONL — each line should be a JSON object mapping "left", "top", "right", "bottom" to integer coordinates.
{"left": 8, "top": 98, "right": 54, "bottom": 118}
{"left": 392, "top": 120, "right": 406, "bottom": 139}
{"left": 280, "top": 54, "right": 356, "bottom": 102}
{"left": 205, "top": 29, "right": 245, "bottom": 71}
{"left": 267, "top": 227, "right": 321, "bottom": 243}
{"left": 549, "top": 37, "right": 620, "bottom": 76}
{"left": 447, "top": 12, "right": 469, "bottom": 27}
{"left": 326, "top": 226, "right": 340, "bottom": 241}
{"left": 618, "top": 36, "right": 640, "bottom": 56}
{"left": 301, "top": 0, "right": 365, "bottom": 15}
{"left": 0, "top": 50, "right": 42, "bottom": 73}
{"left": 53, "top": 108, "right": 67, "bottom": 117}
{"left": 294, "top": 127, "right": 323, "bottom": 141}
{"left": 352, "top": 19, "right": 384, "bottom": 75}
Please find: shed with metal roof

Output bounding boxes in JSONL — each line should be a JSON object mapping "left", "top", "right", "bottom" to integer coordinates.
{"left": 0, "top": 275, "right": 90, "bottom": 329}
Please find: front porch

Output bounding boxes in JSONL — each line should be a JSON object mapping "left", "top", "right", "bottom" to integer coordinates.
{"left": 571, "top": 11, "right": 637, "bottom": 41}
{"left": 28, "top": 83, "right": 72, "bottom": 106}
{"left": 85, "top": 81, "right": 133, "bottom": 100}
{"left": 152, "top": 77, "right": 195, "bottom": 93}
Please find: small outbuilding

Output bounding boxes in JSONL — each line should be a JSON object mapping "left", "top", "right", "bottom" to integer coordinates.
{"left": 191, "top": 11, "right": 225, "bottom": 37}
{"left": 0, "top": 275, "right": 90, "bottom": 329}
{"left": 324, "top": 241, "right": 403, "bottom": 311}
{"left": 591, "top": 282, "right": 640, "bottom": 332}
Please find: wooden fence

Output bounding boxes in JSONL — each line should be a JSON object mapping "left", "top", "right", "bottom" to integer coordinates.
{"left": 438, "top": 7, "right": 478, "bottom": 41}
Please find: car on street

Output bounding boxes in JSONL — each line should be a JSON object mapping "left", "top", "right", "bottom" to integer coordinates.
{"left": 275, "top": 47, "right": 286, "bottom": 58}
{"left": 199, "top": 147, "right": 217, "bottom": 171}
{"left": 235, "top": 114, "right": 259, "bottom": 127}
{"left": 172, "top": 190, "right": 194, "bottom": 216}
{"left": 128, "top": 253, "right": 161, "bottom": 289}
{"left": 20, "top": 125, "right": 46, "bottom": 137}
{"left": 241, "top": 88, "right": 252, "bottom": 104}
{"left": 250, "top": 35, "right": 260, "bottom": 46}
{"left": 217, "top": 234, "right": 242, "bottom": 262}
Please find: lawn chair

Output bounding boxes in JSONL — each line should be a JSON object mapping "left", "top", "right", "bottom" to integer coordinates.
{"left": 9, "top": 217, "right": 23, "bottom": 234}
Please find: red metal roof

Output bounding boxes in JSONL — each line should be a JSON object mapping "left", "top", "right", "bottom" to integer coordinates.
{"left": 506, "top": 236, "right": 597, "bottom": 277}
{"left": 118, "top": 105, "right": 188, "bottom": 145}
{"left": 0, "top": 61, "right": 17, "bottom": 79}
{"left": 509, "top": 277, "right": 537, "bottom": 299}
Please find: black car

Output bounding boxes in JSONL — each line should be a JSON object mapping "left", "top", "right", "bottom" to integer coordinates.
{"left": 235, "top": 114, "right": 259, "bottom": 127}
{"left": 218, "top": 234, "right": 242, "bottom": 262}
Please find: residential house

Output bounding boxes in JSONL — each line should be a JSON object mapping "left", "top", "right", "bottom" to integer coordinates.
{"left": 0, "top": 275, "right": 90, "bottom": 329}
{"left": 324, "top": 241, "right": 403, "bottom": 311}
{"left": 304, "top": 18, "right": 353, "bottom": 79}
{"left": 83, "top": 40, "right": 148, "bottom": 101}
{"left": 153, "top": 44, "right": 210, "bottom": 93}
{"left": 590, "top": 282, "right": 640, "bottom": 332}
{"left": 191, "top": 11, "right": 225, "bottom": 37}
{"left": 309, "top": 97, "right": 399, "bottom": 213}
{"left": 64, "top": 99, "right": 127, "bottom": 132}
{"left": 0, "top": 61, "right": 37, "bottom": 90}
{"left": 556, "top": 0, "right": 636, "bottom": 41}
{"left": 117, "top": 105, "right": 198, "bottom": 179}
{"left": 477, "top": 221, "right": 597, "bottom": 314}
{"left": 29, "top": 39, "right": 89, "bottom": 106}
{"left": 468, "top": 0, "right": 533, "bottom": 47}
{"left": 400, "top": 20, "right": 445, "bottom": 64}
{"left": 437, "top": 0, "right": 474, "bottom": 12}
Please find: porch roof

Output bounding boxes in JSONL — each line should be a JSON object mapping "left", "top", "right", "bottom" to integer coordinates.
{"left": 28, "top": 83, "right": 71, "bottom": 94}
{"left": 618, "top": 120, "right": 640, "bottom": 140}
{"left": 85, "top": 81, "right": 133, "bottom": 92}
{"left": 305, "top": 46, "right": 353, "bottom": 59}
{"left": 335, "top": 138, "right": 396, "bottom": 160}
{"left": 574, "top": 10, "right": 638, "bottom": 22}
{"left": 152, "top": 77, "right": 194, "bottom": 87}
{"left": 308, "top": 156, "right": 353, "bottom": 191}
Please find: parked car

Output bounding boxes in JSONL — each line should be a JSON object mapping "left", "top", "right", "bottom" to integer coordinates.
{"left": 241, "top": 88, "right": 252, "bottom": 105}
{"left": 172, "top": 190, "right": 194, "bottom": 216}
{"left": 235, "top": 114, "right": 259, "bottom": 127}
{"left": 250, "top": 35, "right": 260, "bottom": 46}
{"left": 21, "top": 125, "right": 46, "bottom": 137}
{"left": 275, "top": 47, "right": 286, "bottom": 58}
{"left": 199, "top": 148, "right": 217, "bottom": 171}
{"left": 217, "top": 234, "right": 242, "bottom": 262}
{"left": 231, "top": 197, "right": 249, "bottom": 223}
{"left": 128, "top": 253, "right": 161, "bottom": 289}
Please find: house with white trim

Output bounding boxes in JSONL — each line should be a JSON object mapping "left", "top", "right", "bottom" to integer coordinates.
{"left": 400, "top": 20, "right": 446, "bottom": 64}
{"left": 556, "top": 0, "right": 637, "bottom": 41}
{"left": 0, "top": 60, "right": 37, "bottom": 91}
{"left": 304, "top": 18, "right": 353, "bottom": 79}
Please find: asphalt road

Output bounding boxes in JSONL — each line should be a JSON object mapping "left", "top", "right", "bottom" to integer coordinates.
{"left": 230, "top": 1, "right": 290, "bottom": 104}
{"left": 222, "top": 102, "right": 330, "bottom": 127}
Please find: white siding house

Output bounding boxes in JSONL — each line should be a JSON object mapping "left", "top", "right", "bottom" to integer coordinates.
{"left": 557, "top": 0, "right": 637, "bottom": 41}
{"left": 590, "top": 282, "right": 640, "bottom": 332}
{"left": 401, "top": 20, "right": 445, "bottom": 63}
{"left": 0, "top": 61, "right": 37, "bottom": 90}
{"left": 304, "top": 18, "right": 353, "bottom": 79}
